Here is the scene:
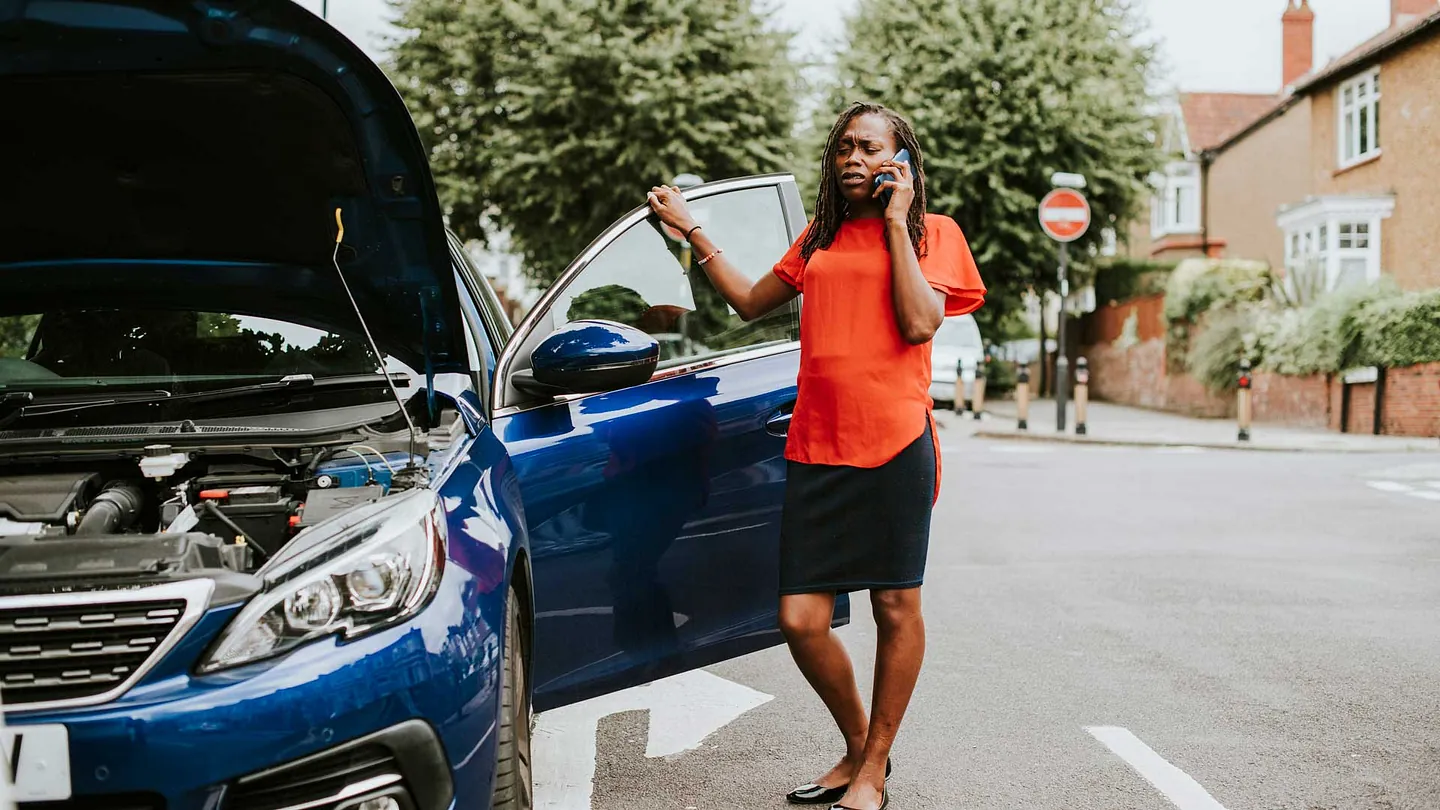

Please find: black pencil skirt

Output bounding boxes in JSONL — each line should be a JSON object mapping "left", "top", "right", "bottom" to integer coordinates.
{"left": 777, "top": 419, "right": 936, "bottom": 595}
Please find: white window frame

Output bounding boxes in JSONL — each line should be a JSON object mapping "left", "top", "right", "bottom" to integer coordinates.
{"left": 1338, "top": 68, "right": 1382, "bottom": 168}
{"left": 1276, "top": 195, "right": 1395, "bottom": 292}
{"left": 1149, "top": 161, "right": 1202, "bottom": 238}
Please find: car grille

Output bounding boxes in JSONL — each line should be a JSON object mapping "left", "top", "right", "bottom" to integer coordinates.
{"left": 0, "top": 599, "right": 187, "bottom": 707}
{"left": 226, "top": 743, "right": 409, "bottom": 810}
{"left": 19, "top": 793, "right": 165, "bottom": 809}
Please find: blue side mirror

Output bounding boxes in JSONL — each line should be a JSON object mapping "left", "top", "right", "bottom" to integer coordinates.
{"left": 526, "top": 320, "right": 659, "bottom": 395}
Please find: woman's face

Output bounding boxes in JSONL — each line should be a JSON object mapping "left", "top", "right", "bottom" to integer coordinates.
{"left": 833, "top": 113, "right": 899, "bottom": 205}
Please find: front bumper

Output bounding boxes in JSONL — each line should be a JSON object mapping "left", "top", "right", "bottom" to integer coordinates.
{"left": 3, "top": 560, "right": 502, "bottom": 810}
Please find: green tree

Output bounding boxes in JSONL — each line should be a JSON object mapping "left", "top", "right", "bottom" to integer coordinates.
{"left": 0, "top": 315, "right": 41, "bottom": 358}
{"left": 387, "top": 0, "right": 514, "bottom": 247}
{"left": 388, "top": 0, "right": 802, "bottom": 286}
{"left": 823, "top": 0, "right": 1159, "bottom": 334}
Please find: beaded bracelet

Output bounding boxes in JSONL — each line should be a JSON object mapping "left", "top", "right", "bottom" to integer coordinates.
{"left": 697, "top": 248, "right": 724, "bottom": 266}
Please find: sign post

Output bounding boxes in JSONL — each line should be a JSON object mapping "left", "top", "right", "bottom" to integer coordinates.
{"left": 1038, "top": 183, "right": 1091, "bottom": 433}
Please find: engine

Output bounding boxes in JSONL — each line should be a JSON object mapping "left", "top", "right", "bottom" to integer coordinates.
{"left": 0, "top": 443, "right": 425, "bottom": 586}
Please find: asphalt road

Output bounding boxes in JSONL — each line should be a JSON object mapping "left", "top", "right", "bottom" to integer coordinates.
{"left": 557, "top": 438, "right": 1440, "bottom": 810}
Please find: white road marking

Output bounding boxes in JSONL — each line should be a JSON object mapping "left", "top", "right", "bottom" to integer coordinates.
{"left": 533, "top": 670, "right": 773, "bottom": 810}
{"left": 1366, "top": 480, "right": 1440, "bottom": 501}
{"left": 1086, "top": 726, "right": 1229, "bottom": 810}
{"left": 1367, "top": 481, "right": 1412, "bottom": 493}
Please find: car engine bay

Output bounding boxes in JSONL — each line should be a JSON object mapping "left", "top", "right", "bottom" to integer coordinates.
{"left": 0, "top": 411, "right": 465, "bottom": 595}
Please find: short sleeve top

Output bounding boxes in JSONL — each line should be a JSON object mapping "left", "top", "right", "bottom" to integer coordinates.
{"left": 772, "top": 213, "right": 985, "bottom": 480}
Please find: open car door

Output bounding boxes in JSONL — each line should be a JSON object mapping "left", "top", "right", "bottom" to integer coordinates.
{"left": 490, "top": 174, "right": 850, "bottom": 710}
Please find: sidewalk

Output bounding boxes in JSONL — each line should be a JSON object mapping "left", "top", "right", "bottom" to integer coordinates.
{"left": 937, "top": 398, "right": 1440, "bottom": 453}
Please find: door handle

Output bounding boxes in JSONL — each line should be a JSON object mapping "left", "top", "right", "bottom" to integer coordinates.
{"left": 766, "top": 407, "right": 794, "bottom": 437}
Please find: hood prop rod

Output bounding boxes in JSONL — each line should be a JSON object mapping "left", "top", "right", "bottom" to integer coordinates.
{"left": 330, "top": 208, "right": 426, "bottom": 486}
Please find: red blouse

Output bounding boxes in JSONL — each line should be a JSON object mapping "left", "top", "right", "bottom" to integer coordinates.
{"left": 773, "top": 213, "right": 986, "bottom": 493}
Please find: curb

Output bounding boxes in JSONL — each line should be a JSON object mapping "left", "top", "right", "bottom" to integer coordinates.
{"left": 970, "top": 428, "right": 1440, "bottom": 454}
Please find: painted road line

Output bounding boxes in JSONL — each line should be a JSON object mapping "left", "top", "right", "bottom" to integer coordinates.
{"left": 1086, "top": 726, "right": 1229, "bottom": 810}
{"left": 1366, "top": 481, "right": 1440, "bottom": 501}
{"left": 533, "top": 670, "right": 773, "bottom": 810}
{"left": 1367, "top": 481, "right": 1412, "bottom": 493}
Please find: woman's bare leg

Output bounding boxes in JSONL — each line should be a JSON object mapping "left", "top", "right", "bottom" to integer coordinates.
{"left": 835, "top": 586, "right": 925, "bottom": 809}
{"left": 780, "top": 592, "right": 870, "bottom": 788}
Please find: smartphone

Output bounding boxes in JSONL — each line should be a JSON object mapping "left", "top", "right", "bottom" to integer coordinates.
{"left": 874, "top": 148, "right": 911, "bottom": 209}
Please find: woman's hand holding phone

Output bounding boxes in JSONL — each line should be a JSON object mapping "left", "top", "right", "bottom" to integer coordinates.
{"left": 873, "top": 149, "right": 914, "bottom": 223}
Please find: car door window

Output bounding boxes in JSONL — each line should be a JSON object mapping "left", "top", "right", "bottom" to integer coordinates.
{"left": 552, "top": 186, "right": 798, "bottom": 368}
{"left": 449, "top": 236, "right": 514, "bottom": 356}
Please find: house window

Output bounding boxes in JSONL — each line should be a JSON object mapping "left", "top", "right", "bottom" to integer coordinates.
{"left": 1150, "top": 162, "right": 1201, "bottom": 238}
{"left": 1283, "top": 218, "right": 1383, "bottom": 292}
{"left": 1339, "top": 69, "right": 1381, "bottom": 167}
{"left": 1337, "top": 222, "right": 1370, "bottom": 249}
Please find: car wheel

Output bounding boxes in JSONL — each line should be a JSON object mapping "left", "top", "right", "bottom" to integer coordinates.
{"left": 491, "top": 587, "right": 533, "bottom": 809}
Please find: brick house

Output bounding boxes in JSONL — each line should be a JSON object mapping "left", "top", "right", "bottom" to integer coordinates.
{"left": 1128, "top": 0, "right": 1440, "bottom": 294}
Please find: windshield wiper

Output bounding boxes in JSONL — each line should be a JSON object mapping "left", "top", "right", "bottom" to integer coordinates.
{"left": 0, "top": 391, "right": 35, "bottom": 427}
{"left": 3, "top": 374, "right": 408, "bottom": 424}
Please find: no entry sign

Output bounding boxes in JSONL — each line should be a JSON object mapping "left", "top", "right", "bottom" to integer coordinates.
{"left": 1038, "top": 188, "right": 1091, "bottom": 243}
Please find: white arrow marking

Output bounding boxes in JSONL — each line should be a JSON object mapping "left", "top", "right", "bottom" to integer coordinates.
{"left": 533, "top": 669, "right": 773, "bottom": 810}
{"left": 1086, "top": 726, "right": 1229, "bottom": 810}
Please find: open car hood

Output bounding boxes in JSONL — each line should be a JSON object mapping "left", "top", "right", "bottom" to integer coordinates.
{"left": 0, "top": 0, "right": 466, "bottom": 374}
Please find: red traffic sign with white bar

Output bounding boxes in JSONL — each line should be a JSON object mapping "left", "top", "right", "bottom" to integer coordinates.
{"left": 1038, "top": 188, "right": 1091, "bottom": 243}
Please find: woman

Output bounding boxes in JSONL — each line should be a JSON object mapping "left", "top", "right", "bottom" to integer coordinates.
{"left": 647, "top": 101, "right": 985, "bottom": 810}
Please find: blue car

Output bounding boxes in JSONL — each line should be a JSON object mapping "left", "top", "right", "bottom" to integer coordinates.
{"left": 0, "top": 2, "right": 844, "bottom": 808}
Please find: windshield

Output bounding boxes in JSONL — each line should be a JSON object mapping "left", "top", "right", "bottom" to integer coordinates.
{"left": 0, "top": 308, "right": 407, "bottom": 392}
{"left": 933, "top": 316, "right": 982, "bottom": 349}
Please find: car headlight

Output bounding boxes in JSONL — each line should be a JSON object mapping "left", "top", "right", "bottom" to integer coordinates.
{"left": 198, "top": 488, "right": 446, "bottom": 673}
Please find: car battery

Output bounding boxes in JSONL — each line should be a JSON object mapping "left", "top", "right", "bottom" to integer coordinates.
{"left": 190, "top": 472, "right": 297, "bottom": 557}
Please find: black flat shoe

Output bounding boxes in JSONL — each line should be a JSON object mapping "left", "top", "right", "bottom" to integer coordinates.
{"left": 785, "top": 759, "right": 892, "bottom": 805}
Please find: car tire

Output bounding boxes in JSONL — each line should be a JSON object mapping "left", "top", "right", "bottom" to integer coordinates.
{"left": 491, "top": 587, "right": 533, "bottom": 810}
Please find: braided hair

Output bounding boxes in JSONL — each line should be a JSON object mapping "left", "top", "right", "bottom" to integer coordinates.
{"left": 799, "top": 102, "right": 928, "bottom": 262}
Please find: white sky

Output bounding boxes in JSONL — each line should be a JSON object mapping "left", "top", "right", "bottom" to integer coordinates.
{"left": 297, "top": 0, "right": 1394, "bottom": 96}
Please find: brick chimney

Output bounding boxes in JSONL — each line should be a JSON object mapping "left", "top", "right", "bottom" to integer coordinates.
{"left": 1282, "top": 0, "right": 1315, "bottom": 88}
{"left": 1393, "top": 0, "right": 1438, "bottom": 28}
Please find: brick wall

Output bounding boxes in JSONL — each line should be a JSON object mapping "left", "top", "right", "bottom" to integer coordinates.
{"left": 1083, "top": 337, "right": 1234, "bottom": 418}
{"left": 1086, "top": 294, "right": 1166, "bottom": 345}
{"left": 1080, "top": 298, "right": 1439, "bottom": 436}
{"left": 1251, "top": 371, "right": 1331, "bottom": 429}
{"left": 1381, "top": 361, "right": 1440, "bottom": 437}
{"left": 1315, "top": 363, "right": 1440, "bottom": 437}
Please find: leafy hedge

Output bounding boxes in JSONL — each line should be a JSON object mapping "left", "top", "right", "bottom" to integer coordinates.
{"left": 1163, "top": 258, "right": 1268, "bottom": 375}
{"left": 1162, "top": 258, "right": 1440, "bottom": 392}
{"left": 1164, "top": 258, "right": 1268, "bottom": 324}
{"left": 1094, "top": 258, "right": 1174, "bottom": 306}
{"left": 1188, "top": 308, "right": 1255, "bottom": 393}
{"left": 1253, "top": 279, "right": 1440, "bottom": 376}
{"left": 1354, "top": 287, "right": 1440, "bottom": 368}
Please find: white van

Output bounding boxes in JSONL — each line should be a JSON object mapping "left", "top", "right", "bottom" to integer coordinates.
{"left": 929, "top": 313, "right": 984, "bottom": 411}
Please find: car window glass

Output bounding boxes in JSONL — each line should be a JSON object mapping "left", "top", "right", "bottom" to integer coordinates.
{"left": 452, "top": 269, "right": 497, "bottom": 377}
{"left": 554, "top": 186, "right": 798, "bottom": 367}
{"left": 0, "top": 309, "right": 414, "bottom": 389}
{"left": 449, "top": 237, "right": 515, "bottom": 349}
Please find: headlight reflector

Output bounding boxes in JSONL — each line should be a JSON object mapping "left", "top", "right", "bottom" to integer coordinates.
{"left": 199, "top": 489, "right": 446, "bottom": 673}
